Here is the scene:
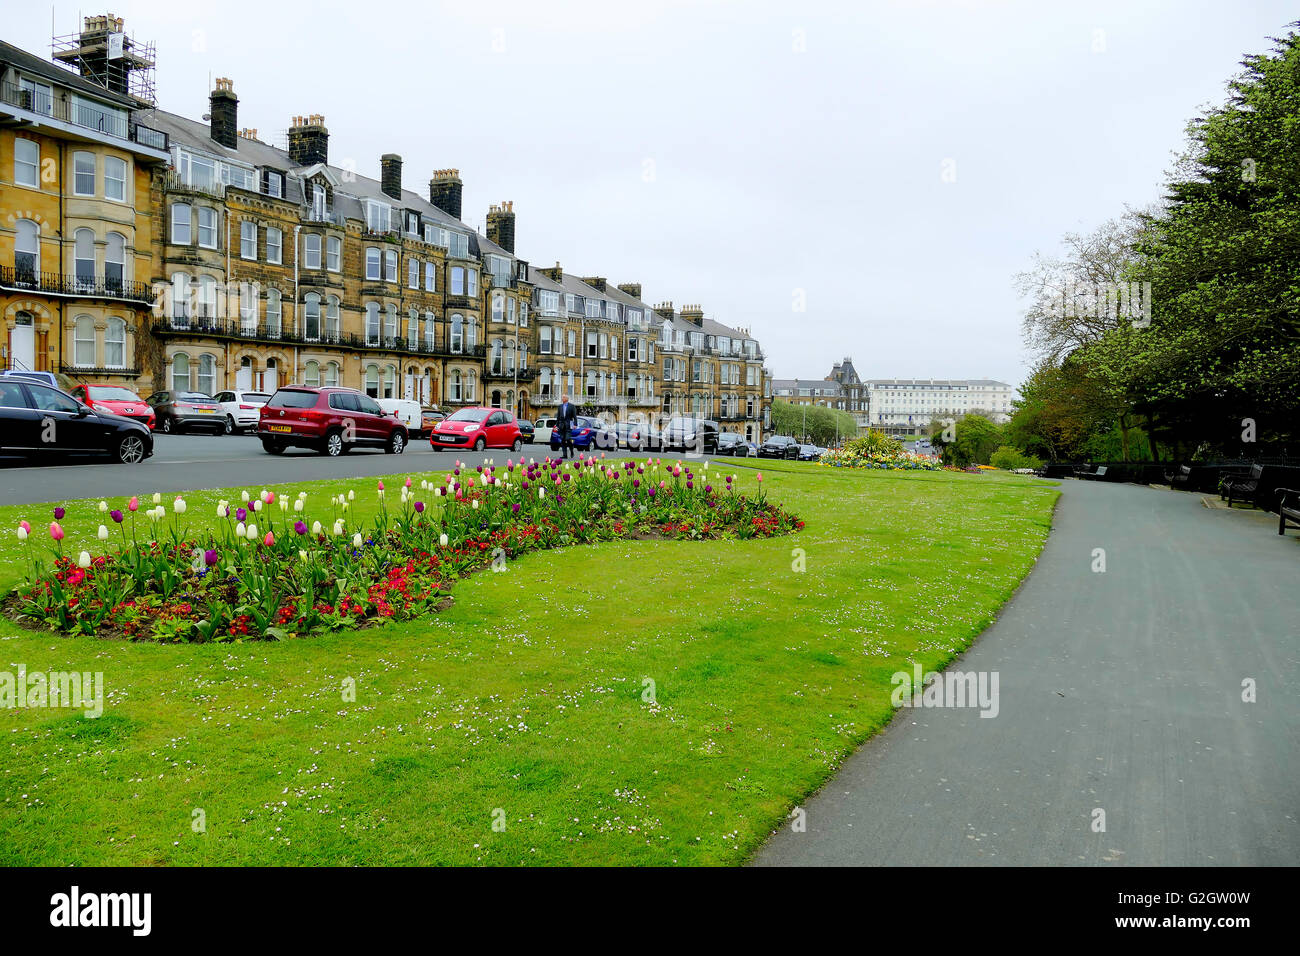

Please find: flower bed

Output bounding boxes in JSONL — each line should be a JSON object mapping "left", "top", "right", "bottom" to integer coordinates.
{"left": 6, "top": 457, "right": 802, "bottom": 643}
{"left": 818, "top": 449, "right": 942, "bottom": 471}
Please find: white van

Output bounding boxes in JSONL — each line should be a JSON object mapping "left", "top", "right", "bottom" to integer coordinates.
{"left": 377, "top": 398, "right": 424, "bottom": 437}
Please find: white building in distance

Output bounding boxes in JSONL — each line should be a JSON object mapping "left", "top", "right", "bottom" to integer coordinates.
{"left": 867, "top": 379, "right": 1017, "bottom": 436}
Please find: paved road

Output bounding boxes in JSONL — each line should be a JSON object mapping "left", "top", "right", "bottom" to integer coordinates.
{"left": 0, "top": 433, "right": 735, "bottom": 506}
{"left": 755, "top": 479, "right": 1300, "bottom": 866}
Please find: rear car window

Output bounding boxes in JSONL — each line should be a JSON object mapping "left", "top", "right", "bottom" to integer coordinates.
{"left": 267, "top": 390, "right": 319, "bottom": 409}
{"left": 0, "top": 381, "right": 29, "bottom": 408}
{"left": 243, "top": 393, "right": 271, "bottom": 402}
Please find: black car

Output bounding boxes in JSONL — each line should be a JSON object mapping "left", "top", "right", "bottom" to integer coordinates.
{"left": 660, "top": 417, "right": 719, "bottom": 454}
{"left": 716, "top": 432, "right": 751, "bottom": 456}
{"left": 0, "top": 378, "right": 153, "bottom": 464}
{"left": 517, "top": 419, "right": 535, "bottom": 443}
{"left": 797, "top": 444, "right": 824, "bottom": 461}
{"left": 147, "top": 390, "right": 225, "bottom": 434}
{"left": 758, "top": 435, "right": 801, "bottom": 459}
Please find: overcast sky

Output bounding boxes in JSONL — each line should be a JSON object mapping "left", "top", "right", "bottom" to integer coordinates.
{"left": 11, "top": 1, "right": 1296, "bottom": 387}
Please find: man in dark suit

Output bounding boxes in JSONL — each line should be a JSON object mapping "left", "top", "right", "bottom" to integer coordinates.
{"left": 556, "top": 395, "right": 578, "bottom": 459}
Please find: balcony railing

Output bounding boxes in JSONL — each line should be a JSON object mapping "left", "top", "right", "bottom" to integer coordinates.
{"left": 153, "top": 318, "right": 489, "bottom": 359}
{"left": 58, "top": 363, "right": 141, "bottom": 378}
{"left": 0, "top": 83, "right": 169, "bottom": 153}
{"left": 483, "top": 366, "right": 539, "bottom": 383}
{"left": 0, "top": 265, "right": 155, "bottom": 305}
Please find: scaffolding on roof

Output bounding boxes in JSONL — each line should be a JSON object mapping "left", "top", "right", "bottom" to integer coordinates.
{"left": 51, "top": 14, "right": 156, "bottom": 107}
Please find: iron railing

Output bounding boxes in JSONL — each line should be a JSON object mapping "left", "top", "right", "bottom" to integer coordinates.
{"left": 0, "top": 83, "right": 168, "bottom": 152}
{"left": 0, "top": 265, "right": 156, "bottom": 305}
{"left": 153, "top": 318, "right": 489, "bottom": 359}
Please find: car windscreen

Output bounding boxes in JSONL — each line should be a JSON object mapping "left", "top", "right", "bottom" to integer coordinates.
{"left": 88, "top": 386, "right": 141, "bottom": 401}
{"left": 448, "top": 408, "right": 490, "bottom": 423}
{"left": 266, "top": 390, "right": 318, "bottom": 409}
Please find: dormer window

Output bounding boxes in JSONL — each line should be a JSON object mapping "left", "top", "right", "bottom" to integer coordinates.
{"left": 311, "top": 184, "right": 327, "bottom": 220}
{"left": 365, "top": 200, "right": 391, "bottom": 233}
{"left": 262, "top": 170, "right": 284, "bottom": 198}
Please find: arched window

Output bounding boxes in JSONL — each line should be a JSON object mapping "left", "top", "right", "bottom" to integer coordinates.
{"left": 171, "top": 353, "right": 190, "bottom": 391}
{"left": 14, "top": 220, "right": 39, "bottom": 280}
{"left": 303, "top": 292, "right": 321, "bottom": 341}
{"left": 383, "top": 364, "right": 396, "bottom": 399}
{"left": 105, "top": 232, "right": 125, "bottom": 289}
{"left": 424, "top": 311, "right": 435, "bottom": 350}
{"left": 304, "top": 360, "right": 320, "bottom": 387}
{"left": 450, "top": 314, "right": 463, "bottom": 353}
{"left": 266, "top": 288, "right": 281, "bottom": 336}
{"left": 323, "top": 361, "right": 340, "bottom": 387}
{"left": 73, "top": 315, "right": 95, "bottom": 367}
{"left": 450, "top": 369, "right": 462, "bottom": 402}
{"left": 384, "top": 304, "right": 398, "bottom": 343}
{"left": 491, "top": 339, "right": 503, "bottom": 374}
{"left": 465, "top": 369, "right": 476, "bottom": 402}
{"left": 325, "top": 295, "right": 340, "bottom": 340}
{"left": 170, "top": 272, "right": 191, "bottom": 322}
{"left": 105, "top": 317, "right": 126, "bottom": 369}
{"left": 364, "top": 364, "right": 380, "bottom": 398}
{"left": 492, "top": 292, "right": 505, "bottom": 322}
{"left": 74, "top": 228, "right": 95, "bottom": 286}
{"left": 197, "top": 275, "right": 217, "bottom": 320}
{"left": 365, "top": 302, "right": 380, "bottom": 345}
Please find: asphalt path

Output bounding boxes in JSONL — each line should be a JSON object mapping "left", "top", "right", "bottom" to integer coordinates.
{"left": 754, "top": 479, "right": 1300, "bottom": 866}
{"left": 0, "top": 432, "right": 749, "bottom": 506}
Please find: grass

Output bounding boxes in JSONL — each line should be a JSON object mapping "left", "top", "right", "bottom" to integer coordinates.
{"left": 0, "top": 462, "right": 1058, "bottom": 865}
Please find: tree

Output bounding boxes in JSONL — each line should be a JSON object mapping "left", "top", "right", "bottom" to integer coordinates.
{"left": 941, "top": 414, "right": 1004, "bottom": 467}
{"left": 770, "top": 400, "right": 857, "bottom": 446}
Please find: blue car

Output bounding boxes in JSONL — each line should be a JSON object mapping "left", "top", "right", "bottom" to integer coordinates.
{"left": 549, "top": 416, "right": 616, "bottom": 452}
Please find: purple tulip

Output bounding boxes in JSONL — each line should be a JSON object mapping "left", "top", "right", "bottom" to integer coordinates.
{"left": 294, "top": 520, "right": 308, "bottom": 535}
{"left": 563, "top": 474, "right": 571, "bottom": 482}
{"left": 110, "top": 510, "right": 124, "bottom": 524}
{"left": 414, "top": 501, "right": 425, "bottom": 513}
{"left": 705, "top": 485, "right": 712, "bottom": 493}
{"left": 633, "top": 479, "right": 640, "bottom": 488}
{"left": 204, "top": 549, "right": 219, "bottom": 566}
{"left": 686, "top": 481, "right": 694, "bottom": 489}
{"left": 236, "top": 507, "right": 247, "bottom": 522}
{"left": 53, "top": 507, "right": 65, "bottom": 520}
{"left": 511, "top": 503, "right": 520, "bottom": 514}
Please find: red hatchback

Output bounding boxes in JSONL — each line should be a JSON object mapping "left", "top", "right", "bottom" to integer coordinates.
{"left": 430, "top": 407, "right": 523, "bottom": 451}
{"left": 69, "top": 383, "right": 156, "bottom": 430}
{"left": 257, "top": 386, "right": 409, "bottom": 456}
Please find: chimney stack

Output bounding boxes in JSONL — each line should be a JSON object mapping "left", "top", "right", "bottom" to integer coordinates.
{"left": 209, "top": 77, "right": 238, "bottom": 149}
{"left": 381, "top": 154, "right": 403, "bottom": 201}
{"left": 617, "top": 282, "right": 642, "bottom": 301}
{"left": 582, "top": 276, "right": 607, "bottom": 293}
{"left": 429, "top": 169, "right": 463, "bottom": 220}
{"left": 654, "top": 301, "right": 675, "bottom": 320}
{"left": 486, "top": 201, "right": 516, "bottom": 253}
{"left": 681, "top": 304, "right": 705, "bottom": 326}
{"left": 539, "top": 262, "right": 564, "bottom": 283}
{"left": 288, "top": 114, "right": 329, "bottom": 166}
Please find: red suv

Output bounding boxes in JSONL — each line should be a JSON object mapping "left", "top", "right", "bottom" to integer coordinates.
{"left": 430, "top": 406, "right": 523, "bottom": 451}
{"left": 257, "top": 386, "right": 408, "bottom": 456}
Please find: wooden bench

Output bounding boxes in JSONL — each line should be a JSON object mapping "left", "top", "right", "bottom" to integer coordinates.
{"left": 1220, "top": 464, "right": 1264, "bottom": 509}
{"left": 1167, "top": 464, "right": 1192, "bottom": 489}
{"left": 1278, "top": 488, "right": 1300, "bottom": 536}
{"left": 1073, "top": 464, "right": 1107, "bottom": 479}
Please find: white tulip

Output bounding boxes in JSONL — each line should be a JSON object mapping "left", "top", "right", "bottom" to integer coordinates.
{"left": 312, "top": 521, "right": 322, "bottom": 535}
{"left": 236, "top": 522, "right": 247, "bottom": 538}
{"left": 217, "top": 504, "right": 228, "bottom": 518}
{"left": 98, "top": 501, "right": 108, "bottom": 512}
{"left": 298, "top": 549, "right": 309, "bottom": 561}
{"left": 347, "top": 490, "right": 355, "bottom": 501}
{"left": 253, "top": 500, "right": 263, "bottom": 512}
{"left": 352, "top": 533, "right": 363, "bottom": 548}
{"left": 439, "top": 533, "right": 449, "bottom": 547}
{"left": 173, "top": 498, "right": 187, "bottom": 514}
{"left": 97, "top": 525, "right": 108, "bottom": 541}
{"left": 152, "top": 493, "right": 161, "bottom": 504}
{"left": 241, "top": 490, "right": 250, "bottom": 503}
{"left": 298, "top": 492, "right": 307, "bottom": 500}
{"left": 78, "top": 551, "right": 91, "bottom": 569}
{"left": 279, "top": 497, "right": 288, "bottom": 511}
{"left": 342, "top": 501, "right": 349, "bottom": 512}
{"left": 17, "top": 527, "right": 28, "bottom": 542}
{"left": 247, "top": 523, "right": 257, "bottom": 541}
{"left": 472, "top": 499, "right": 479, "bottom": 510}
{"left": 293, "top": 499, "right": 304, "bottom": 512}
{"left": 539, "top": 488, "right": 546, "bottom": 499}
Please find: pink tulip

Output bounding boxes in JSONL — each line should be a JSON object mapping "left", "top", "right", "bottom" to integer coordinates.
{"left": 757, "top": 473, "right": 763, "bottom": 482}
{"left": 377, "top": 480, "right": 385, "bottom": 491}
{"left": 50, "top": 522, "right": 64, "bottom": 541}
{"left": 266, "top": 491, "right": 276, "bottom": 505}
{"left": 128, "top": 496, "right": 139, "bottom": 512}
{"left": 263, "top": 531, "right": 275, "bottom": 546}
{"left": 19, "top": 520, "right": 30, "bottom": 533}
{"left": 404, "top": 477, "right": 412, "bottom": 488}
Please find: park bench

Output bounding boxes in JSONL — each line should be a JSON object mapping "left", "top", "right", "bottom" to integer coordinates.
{"left": 1220, "top": 464, "right": 1264, "bottom": 509}
{"left": 1078, "top": 465, "right": 1108, "bottom": 481}
{"left": 1167, "top": 464, "right": 1192, "bottom": 489}
{"left": 1277, "top": 488, "right": 1300, "bottom": 536}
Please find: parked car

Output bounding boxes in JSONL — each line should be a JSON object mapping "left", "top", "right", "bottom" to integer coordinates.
{"left": 759, "top": 435, "right": 801, "bottom": 459}
{"left": 716, "top": 432, "right": 752, "bottom": 456}
{"left": 744, "top": 441, "right": 759, "bottom": 457}
{"left": 421, "top": 407, "right": 446, "bottom": 435}
{"left": 68, "top": 383, "right": 155, "bottom": 431}
{"left": 660, "top": 417, "right": 720, "bottom": 454}
{"left": 147, "top": 390, "right": 225, "bottom": 434}
{"left": 548, "top": 415, "right": 612, "bottom": 453}
{"left": 797, "top": 444, "right": 824, "bottom": 461}
{"left": 533, "top": 417, "right": 556, "bottom": 444}
{"left": 0, "top": 369, "right": 61, "bottom": 389}
{"left": 0, "top": 378, "right": 153, "bottom": 464}
{"left": 257, "top": 386, "right": 408, "bottom": 456}
{"left": 377, "top": 398, "right": 423, "bottom": 438}
{"left": 517, "top": 418, "right": 535, "bottom": 443}
{"left": 614, "top": 422, "right": 658, "bottom": 450}
{"left": 212, "top": 389, "right": 271, "bottom": 434}
{"left": 431, "top": 406, "right": 524, "bottom": 451}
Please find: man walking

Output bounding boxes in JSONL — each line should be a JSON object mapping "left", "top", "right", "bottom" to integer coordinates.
{"left": 556, "top": 394, "right": 578, "bottom": 460}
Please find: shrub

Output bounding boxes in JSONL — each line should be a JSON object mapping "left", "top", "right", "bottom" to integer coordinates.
{"left": 989, "top": 445, "right": 1044, "bottom": 470}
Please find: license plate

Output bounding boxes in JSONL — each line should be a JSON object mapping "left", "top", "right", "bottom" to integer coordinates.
{"left": 196, "top": 408, "right": 215, "bottom": 413}
{"left": 267, "top": 425, "right": 291, "bottom": 434}
{"left": 437, "top": 435, "right": 457, "bottom": 442}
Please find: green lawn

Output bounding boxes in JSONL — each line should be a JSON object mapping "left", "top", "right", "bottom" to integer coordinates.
{"left": 0, "top": 462, "right": 1057, "bottom": 865}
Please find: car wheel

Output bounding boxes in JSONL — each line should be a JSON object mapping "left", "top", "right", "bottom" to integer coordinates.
{"left": 387, "top": 431, "right": 406, "bottom": 455}
{"left": 116, "top": 434, "right": 146, "bottom": 464}
{"left": 161, "top": 417, "right": 174, "bottom": 434}
{"left": 262, "top": 439, "right": 285, "bottom": 455}
{"left": 512, "top": 437, "right": 523, "bottom": 452}
{"left": 321, "top": 430, "right": 345, "bottom": 457}
{"left": 224, "top": 415, "right": 236, "bottom": 434}
{"left": 474, "top": 436, "right": 486, "bottom": 451}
